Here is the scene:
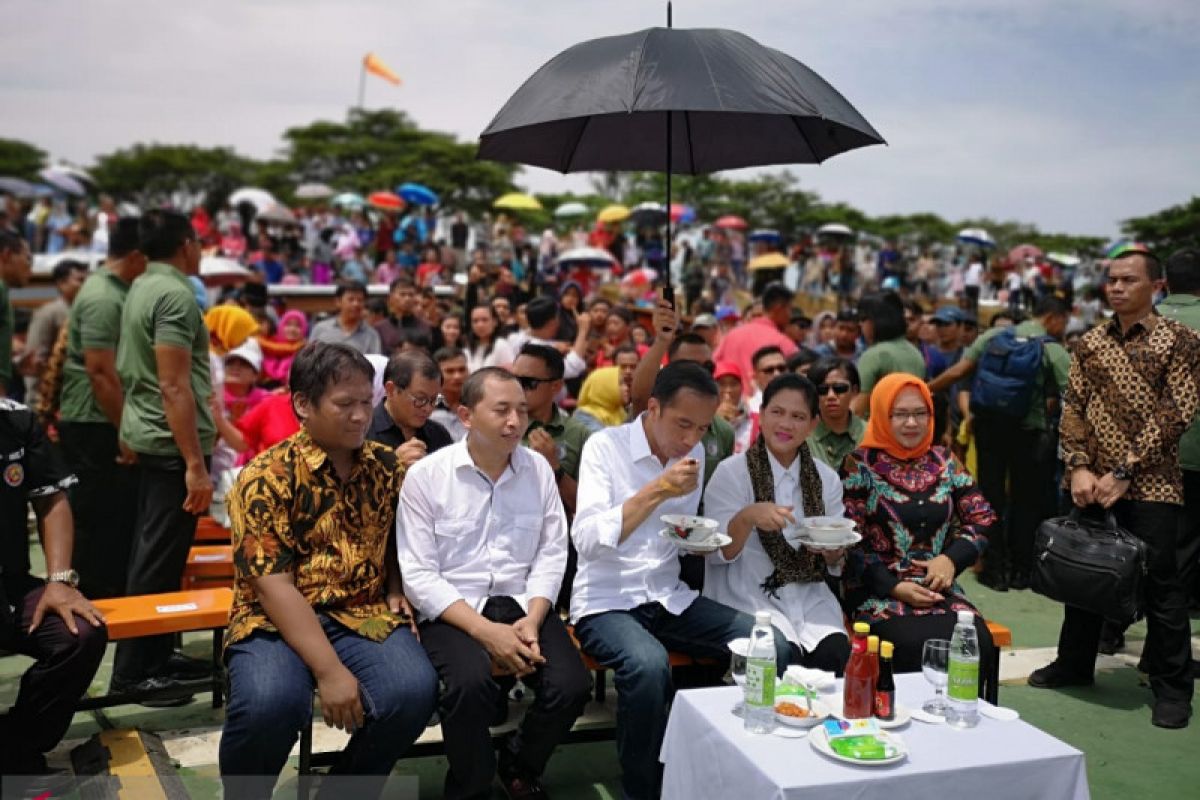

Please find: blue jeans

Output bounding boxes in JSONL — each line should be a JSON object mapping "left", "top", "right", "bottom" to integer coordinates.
{"left": 220, "top": 616, "right": 437, "bottom": 798}
{"left": 574, "top": 597, "right": 790, "bottom": 800}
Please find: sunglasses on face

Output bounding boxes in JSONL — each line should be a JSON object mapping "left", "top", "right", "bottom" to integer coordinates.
{"left": 759, "top": 364, "right": 788, "bottom": 376}
{"left": 817, "top": 382, "right": 852, "bottom": 396}
{"left": 516, "top": 375, "right": 553, "bottom": 391}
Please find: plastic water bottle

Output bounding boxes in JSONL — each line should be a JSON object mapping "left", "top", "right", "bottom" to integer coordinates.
{"left": 743, "top": 611, "right": 777, "bottom": 733}
{"left": 945, "top": 610, "right": 980, "bottom": 728}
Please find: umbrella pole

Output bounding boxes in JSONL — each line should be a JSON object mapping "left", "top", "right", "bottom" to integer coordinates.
{"left": 662, "top": 1, "right": 675, "bottom": 319}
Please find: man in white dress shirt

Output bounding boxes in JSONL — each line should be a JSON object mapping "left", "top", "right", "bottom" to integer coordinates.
{"left": 398, "top": 367, "right": 590, "bottom": 800}
{"left": 703, "top": 373, "right": 852, "bottom": 674}
{"left": 571, "top": 362, "right": 791, "bottom": 800}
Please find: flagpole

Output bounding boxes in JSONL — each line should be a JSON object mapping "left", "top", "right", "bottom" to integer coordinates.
{"left": 357, "top": 59, "right": 367, "bottom": 110}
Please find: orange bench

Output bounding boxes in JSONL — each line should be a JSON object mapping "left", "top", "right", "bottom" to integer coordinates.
{"left": 181, "top": 545, "right": 234, "bottom": 590}
{"left": 77, "top": 588, "right": 232, "bottom": 711}
{"left": 194, "top": 516, "right": 231, "bottom": 543}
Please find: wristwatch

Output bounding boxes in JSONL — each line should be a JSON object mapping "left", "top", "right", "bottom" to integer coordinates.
{"left": 48, "top": 569, "right": 80, "bottom": 588}
{"left": 1112, "top": 463, "right": 1135, "bottom": 482}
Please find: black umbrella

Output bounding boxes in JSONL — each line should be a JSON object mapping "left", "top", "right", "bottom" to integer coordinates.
{"left": 478, "top": 4, "right": 885, "bottom": 301}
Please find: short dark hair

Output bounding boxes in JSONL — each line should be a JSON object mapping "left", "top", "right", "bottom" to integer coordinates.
{"left": 335, "top": 280, "right": 367, "bottom": 299}
{"left": 366, "top": 297, "right": 389, "bottom": 316}
{"left": 808, "top": 356, "right": 860, "bottom": 389}
{"left": 857, "top": 292, "right": 906, "bottom": 341}
{"left": 290, "top": 342, "right": 374, "bottom": 418}
{"left": 384, "top": 350, "right": 441, "bottom": 389}
{"left": 612, "top": 344, "right": 640, "bottom": 363}
{"left": 751, "top": 345, "right": 785, "bottom": 369}
{"left": 787, "top": 346, "right": 820, "bottom": 372}
{"left": 51, "top": 259, "right": 87, "bottom": 283}
{"left": 432, "top": 346, "right": 466, "bottom": 365}
{"left": 395, "top": 325, "right": 433, "bottom": 353}
{"left": 1033, "top": 295, "right": 1070, "bottom": 318}
{"left": 108, "top": 218, "right": 142, "bottom": 259}
{"left": 0, "top": 228, "right": 25, "bottom": 255}
{"left": 1112, "top": 249, "right": 1163, "bottom": 281}
{"left": 761, "top": 373, "right": 819, "bottom": 416}
{"left": 903, "top": 299, "right": 926, "bottom": 316}
{"left": 1165, "top": 248, "right": 1200, "bottom": 294}
{"left": 762, "top": 283, "right": 794, "bottom": 310}
{"left": 518, "top": 343, "right": 565, "bottom": 381}
{"left": 588, "top": 297, "right": 612, "bottom": 311}
{"left": 789, "top": 312, "right": 812, "bottom": 327}
{"left": 651, "top": 360, "right": 718, "bottom": 406}
{"left": 138, "top": 209, "right": 194, "bottom": 261}
{"left": 461, "top": 366, "right": 521, "bottom": 409}
{"left": 835, "top": 309, "right": 859, "bottom": 324}
{"left": 668, "top": 332, "right": 708, "bottom": 360}
{"left": 607, "top": 306, "right": 633, "bottom": 325}
{"left": 525, "top": 296, "right": 558, "bottom": 329}
{"left": 389, "top": 275, "right": 416, "bottom": 293}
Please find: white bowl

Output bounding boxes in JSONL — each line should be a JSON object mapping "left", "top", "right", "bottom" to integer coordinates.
{"left": 661, "top": 514, "right": 719, "bottom": 542}
{"left": 775, "top": 698, "right": 829, "bottom": 728}
{"left": 803, "top": 517, "right": 856, "bottom": 544}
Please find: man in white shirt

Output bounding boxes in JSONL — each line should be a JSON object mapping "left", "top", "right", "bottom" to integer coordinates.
{"left": 398, "top": 367, "right": 590, "bottom": 800}
{"left": 571, "top": 362, "right": 790, "bottom": 800}
{"left": 964, "top": 258, "right": 985, "bottom": 311}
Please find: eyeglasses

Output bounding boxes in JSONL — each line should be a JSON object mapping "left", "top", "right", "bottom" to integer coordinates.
{"left": 890, "top": 409, "right": 931, "bottom": 423}
{"left": 817, "top": 382, "right": 852, "bottom": 396}
{"left": 516, "top": 375, "right": 553, "bottom": 391}
{"left": 759, "top": 364, "right": 788, "bottom": 376}
{"left": 405, "top": 390, "right": 443, "bottom": 409}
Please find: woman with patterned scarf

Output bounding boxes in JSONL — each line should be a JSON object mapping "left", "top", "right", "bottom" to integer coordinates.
{"left": 704, "top": 373, "right": 852, "bottom": 673}
{"left": 841, "top": 372, "right": 997, "bottom": 677}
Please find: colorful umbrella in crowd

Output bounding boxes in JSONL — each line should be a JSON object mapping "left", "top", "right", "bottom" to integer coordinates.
{"left": 747, "top": 252, "right": 789, "bottom": 270}
{"left": 0, "top": 177, "right": 37, "bottom": 197}
{"left": 200, "top": 256, "right": 253, "bottom": 285}
{"left": 38, "top": 168, "right": 86, "bottom": 196}
{"left": 257, "top": 203, "right": 298, "bottom": 225}
{"left": 597, "top": 204, "right": 631, "bottom": 224}
{"left": 493, "top": 192, "right": 542, "bottom": 211}
{"left": 557, "top": 247, "right": 619, "bottom": 269}
{"left": 229, "top": 187, "right": 276, "bottom": 211}
{"left": 669, "top": 203, "right": 696, "bottom": 224}
{"left": 397, "top": 182, "right": 439, "bottom": 206}
{"left": 714, "top": 214, "right": 748, "bottom": 230}
{"left": 295, "top": 183, "right": 335, "bottom": 199}
{"left": 816, "top": 222, "right": 854, "bottom": 239}
{"left": 957, "top": 227, "right": 996, "bottom": 248}
{"left": 1046, "top": 252, "right": 1081, "bottom": 267}
{"left": 630, "top": 201, "right": 669, "bottom": 227}
{"left": 748, "top": 228, "right": 781, "bottom": 243}
{"left": 368, "top": 191, "right": 405, "bottom": 211}
{"left": 1008, "top": 243, "right": 1043, "bottom": 264}
{"left": 554, "top": 201, "right": 590, "bottom": 218}
{"left": 621, "top": 266, "right": 658, "bottom": 288}
{"left": 331, "top": 192, "right": 365, "bottom": 208}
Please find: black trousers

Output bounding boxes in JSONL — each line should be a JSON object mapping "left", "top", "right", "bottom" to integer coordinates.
{"left": 867, "top": 612, "right": 995, "bottom": 690}
{"left": 1055, "top": 500, "right": 1193, "bottom": 703}
{"left": 973, "top": 417, "right": 1056, "bottom": 576}
{"left": 419, "top": 597, "right": 590, "bottom": 800}
{"left": 0, "top": 585, "right": 108, "bottom": 772}
{"left": 58, "top": 421, "right": 140, "bottom": 600}
{"left": 1180, "top": 470, "right": 1200, "bottom": 605}
{"left": 112, "top": 453, "right": 205, "bottom": 682}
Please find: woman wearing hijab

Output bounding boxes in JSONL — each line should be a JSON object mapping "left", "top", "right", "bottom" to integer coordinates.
{"left": 703, "top": 373, "right": 851, "bottom": 673}
{"left": 572, "top": 366, "right": 627, "bottom": 433}
{"left": 260, "top": 309, "right": 308, "bottom": 387}
{"left": 841, "top": 372, "right": 997, "bottom": 676}
{"left": 204, "top": 304, "right": 259, "bottom": 386}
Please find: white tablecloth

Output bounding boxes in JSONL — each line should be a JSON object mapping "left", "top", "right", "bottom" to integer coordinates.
{"left": 661, "top": 673, "right": 1089, "bottom": 800}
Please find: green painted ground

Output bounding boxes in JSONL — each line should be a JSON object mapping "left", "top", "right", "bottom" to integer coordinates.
{"left": 3, "top": 539, "right": 1196, "bottom": 798}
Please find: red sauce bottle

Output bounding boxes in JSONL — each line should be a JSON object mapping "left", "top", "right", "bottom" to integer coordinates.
{"left": 843, "top": 622, "right": 874, "bottom": 719}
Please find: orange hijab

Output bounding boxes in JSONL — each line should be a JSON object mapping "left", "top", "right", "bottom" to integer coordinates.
{"left": 859, "top": 373, "right": 934, "bottom": 460}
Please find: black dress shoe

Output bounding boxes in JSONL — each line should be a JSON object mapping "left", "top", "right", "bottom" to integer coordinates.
{"left": 1151, "top": 699, "right": 1192, "bottom": 729}
{"left": 1008, "top": 571, "right": 1031, "bottom": 591}
{"left": 163, "top": 651, "right": 213, "bottom": 681}
{"left": 109, "top": 675, "right": 195, "bottom": 707}
{"left": 1097, "top": 634, "right": 1125, "bottom": 656}
{"left": 498, "top": 760, "right": 548, "bottom": 800}
{"left": 1027, "top": 662, "right": 1094, "bottom": 689}
{"left": 977, "top": 570, "right": 1009, "bottom": 592}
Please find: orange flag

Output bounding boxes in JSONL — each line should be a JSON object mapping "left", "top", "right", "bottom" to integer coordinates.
{"left": 363, "top": 52, "right": 401, "bottom": 85}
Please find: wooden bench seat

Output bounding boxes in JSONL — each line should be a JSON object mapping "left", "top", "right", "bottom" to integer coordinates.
{"left": 181, "top": 545, "right": 234, "bottom": 589}
{"left": 193, "top": 516, "right": 231, "bottom": 543}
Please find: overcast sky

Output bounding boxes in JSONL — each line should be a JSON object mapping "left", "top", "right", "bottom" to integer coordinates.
{"left": 3, "top": 0, "right": 1197, "bottom": 236}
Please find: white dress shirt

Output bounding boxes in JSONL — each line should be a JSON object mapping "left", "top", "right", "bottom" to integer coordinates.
{"left": 429, "top": 398, "right": 468, "bottom": 442}
{"left": 509, "top": 332, "right": 587, "bottom": 379}
{"left": 570, "top": 414, "right": 704, "bottom": 623}
{"left": 702, "top": 449, "right": 847, "bottom": 652}
{"left": 397, "top": 440, "right": 568, "bottom": 622}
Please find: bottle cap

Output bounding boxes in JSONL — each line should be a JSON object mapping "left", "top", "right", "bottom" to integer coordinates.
{"left": 881, "top": 641, "right": 894, "bottom": 659}
{"left": 867, "top": 635, "right": 879, "bottom": 653}
{"left": 957, "top": 610, "right": 974, "bottom": 625}
{"left": 853, "top": 621, "right": 870, "bottom": 635}
{"left": 755, "top": 610, "right": 773, "bottom": 625}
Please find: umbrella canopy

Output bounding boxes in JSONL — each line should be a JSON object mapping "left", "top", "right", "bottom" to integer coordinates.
{"left": 669, "top": 203, "right": 696, "bottom": 224}
{"left": 621, "top": 266, "right": 658, "bottom": 288}
{"left": 478, "top": 27, "right": 884, "bottom": 174}
{"left": 397, "top": 182, "right": 439, "bottom": 206}
{"left": 331, "top": 192, "right": 366, "bottom": 208}
{"left": 597, "top": 204, "right": 631, "bottom": 224}
{"left": 295, "top": 183, "right": 335, "bottom": 199}
{"left": 45, "top": 164, "right": 96, "bottom": 188}
{"left": 493, "top": 192, "right": 542, "bottom": 211}
{"left": 200, "top": 256, "right": 253, "bottom": 286}
{"left": 748, "top": 252, "right": 789, "bottom": 271}
{"left": 229, "top": 187, "right": 276, "bottom": 211}
{"left": 557, "top": 247, "right": 619, "bottom": 269}
{"left": 368, "top": 191, "right": 405, "bottom": 211}
{"left": 0, "top": 177, "right": 36, "bottom": 197}
{"left": 37, "top": 168, "right": 85, "bottom": 196}
{"left": 554, "top": 201, "right": 590, "bottom": 218}
{"left": 630, "top": 201, "right": 669, "bottom": 227}
{"left": 957, "top": 228, "right": 996, "bottom": 249}
{"left": 816, "top": 222, "right": 854, "bottom": 238}
{"left": 257, "top": 203, "right": 298, "bottom": 225}
{"left": 714, "top": 215, "right": 748, "bottom": 230}
{"left": 1008, "top": 243, "right": 1044, "bottom": 264}
{"left": 1045, "top": 252, "right": 1081, "bottom": 268}
{"left": 748, "top": 229, "right": 782, "bottom": 243}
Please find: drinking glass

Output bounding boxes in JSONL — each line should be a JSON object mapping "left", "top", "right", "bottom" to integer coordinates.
{"left": 922, "top": 638, "right": 951, "bottom": 716}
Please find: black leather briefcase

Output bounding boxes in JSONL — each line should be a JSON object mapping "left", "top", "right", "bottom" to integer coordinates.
{"left": 1032, "top": 508, "right": 1147, "bottom": 625}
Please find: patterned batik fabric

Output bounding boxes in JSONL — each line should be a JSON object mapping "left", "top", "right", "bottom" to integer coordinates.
{"left": 225, "top": 429, "right": 406, "bottom": 649}
{"left": 841, "top": 446, "right": 995, "bottom": 622}
{"left": 746, "top": 435, "right": 827, "bottom": 596}
{"left": 1060, "top": 314, "right": 1200, "bottom": 505}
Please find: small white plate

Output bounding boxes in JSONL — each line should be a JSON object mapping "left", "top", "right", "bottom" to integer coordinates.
{"left": 809, "top": 727, "right": 908, "bottom": 767}
{"left": 980, "top": 704, "right": 1020, "bottom": 722}
{"left": 796, "top": 530, "right": 862, "bottom": 551}
{"left": 659, "top": 528, "right": 731, "bottom": 553}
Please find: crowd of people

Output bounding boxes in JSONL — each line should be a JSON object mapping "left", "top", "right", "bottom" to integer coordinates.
{"left": 1, "top": 203, "right": 1198, "bottom": 799}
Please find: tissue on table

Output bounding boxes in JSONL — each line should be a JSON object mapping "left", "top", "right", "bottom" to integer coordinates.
{"left": 783, "top": 665, "right": 836, "bottom": 690}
